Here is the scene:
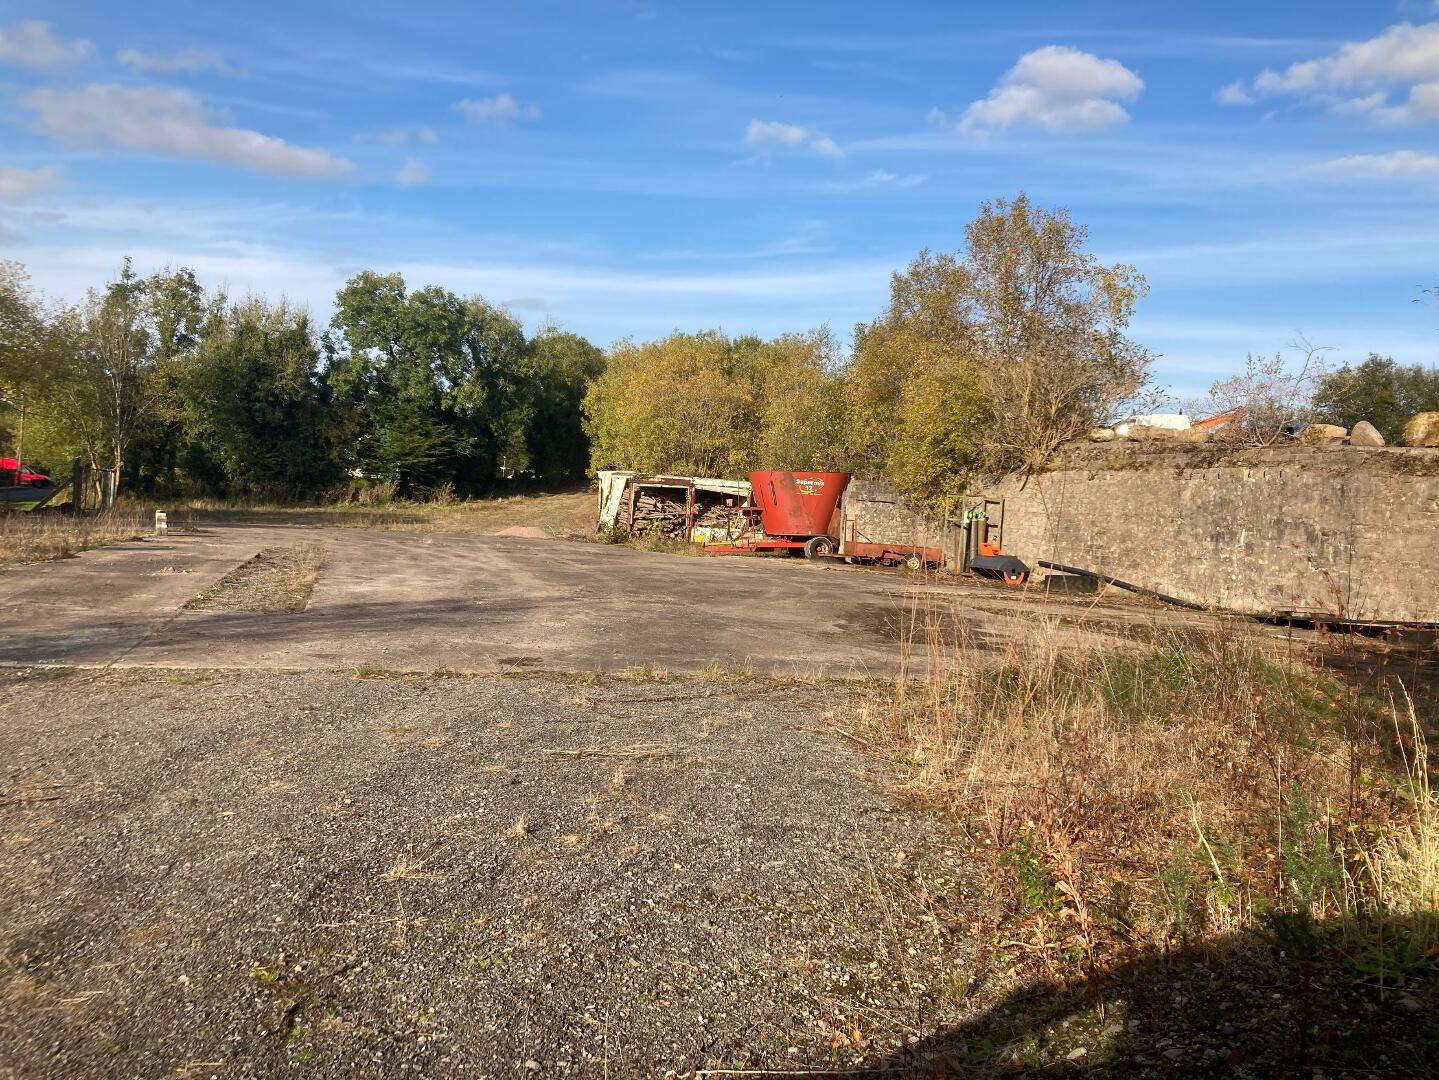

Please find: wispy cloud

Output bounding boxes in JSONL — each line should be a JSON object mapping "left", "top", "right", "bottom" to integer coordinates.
{"left": 1218, "top": 21, "right": 1439, "bottom": 124}
{"left": 744, "top": 119, "right": 843, "bottom": 159}
{"left": 395, "top": 157, "right": 431, "bottom": 186}
{"left": 938, "top": 46, "right": 1144, "bottom": 136}
{"left": 362, "top": 126, "right": 440, "bottom": 146}
{"left": 0, "top": 19, "right": 92, "bottom": 71}
{"left": 24, "top": 86, "right": 355, "bottom": 180}
{"left": 454, "top": 92, "right": 541, "bottom": 126}
{"left": 861, "top": 168, "right": 926, "bottom": 187}
{"left": 116, "top": 47, "right": 226, "bottom": 74}
{"left": 0, "top": 166, "right": 63, "bottom": 201}
{"left": 1310, "top": 149, "right": 1439, "bottom": 176}
{"left": 820, "top": 168, "right": 928, "bottom": 193}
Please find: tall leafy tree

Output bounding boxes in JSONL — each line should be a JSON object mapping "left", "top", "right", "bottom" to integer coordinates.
{"left": 326, "top": 271, "right": 537, "bottom": 495}
{"left": 845, "top": 194, "right": 1150, "bottom": 502}
{"left": 36, "top": 260, "right": 211, "bottom": 491}
{"left": 0, "top": 261, "right": 56, "bottom": 463}
{"left": 527, "top": 328, "right": 605, "bottom": 484}
{"left": 1313, "top": 354, "right": 1439, "bottom": 443}
{"left": 583, "top": 330, "right": 840, "bottom": 477}
{"left": 180, "top": 298, "right": 340, "bottom": 496}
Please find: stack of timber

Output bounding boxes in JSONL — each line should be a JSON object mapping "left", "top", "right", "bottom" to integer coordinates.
{"left": 628, "top": 489, "right": 748, "bottom": 540}
{"left": 630, "top": 491, "right": 691, "bottom": 537}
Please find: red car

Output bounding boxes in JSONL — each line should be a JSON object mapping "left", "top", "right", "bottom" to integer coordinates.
{"left": 1, "top": 458, "right": 55, "bottom": 502}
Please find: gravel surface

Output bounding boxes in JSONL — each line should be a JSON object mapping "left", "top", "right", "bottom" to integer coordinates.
{"left": 0, "top": 668, "right": 981, "bottom": 1079}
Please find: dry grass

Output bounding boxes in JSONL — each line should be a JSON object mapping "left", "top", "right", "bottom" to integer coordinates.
{"left": 170, "top": 488, "right": 596, "bottom": 537}
{"left": 0, "top": 510, "right": 149, "bottom": 567}
{"left": 865, "top": 612, "right": 1439, "bottom": 974}
{"left": 540, "top": 743, "right": 675, "bottom": 759}
{"left": 378, "top": 855, "right": 441, "bottom": 882}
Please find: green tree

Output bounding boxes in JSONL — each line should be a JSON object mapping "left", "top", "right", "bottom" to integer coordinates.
{"left": 1312, "top": 354, "right": 1439, "bottom": 444}
{"left": 0, "top": 261, "right": 57, "bottom": 463}
{"left": 843, "top": 195, "right": 1150, "bottom": 503}
{"left": 32, "top": 260, "right": 212, "bottom": 491}
{"left": 179, "top": 298, "right": 340, "bottom": 497}
{"left": 326, "top": 271, "right": 536, "bottom": 496}
{"left": 526, "top": 328, "right": 605, "bottom": 485}
{"left": 583, "top": 329, "right": 840, "bottom": 477}
{"left": 584, "top": 331, "right": 753, "bottom": 476}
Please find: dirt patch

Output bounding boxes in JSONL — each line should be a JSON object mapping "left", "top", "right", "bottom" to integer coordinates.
{"left": 184, "top": 544, "right": 326, "bottom": 613}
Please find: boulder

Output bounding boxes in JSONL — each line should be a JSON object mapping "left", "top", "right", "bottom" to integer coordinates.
{"left": 1128, "top": 424, "right": 1208, "bottom": 443}
{"left": 1348, "top": 420, "right": 1385, "bottom": 447}
{"left": 1403, "top": 412, "right": 1439, "bottom": 448}
{"left": 1299, "top": 423, "right": 1347, "bottom": 446}
{"left": 1087, "top": 427, "right": 1116, "bottom": 442}
{"left": 1127, "top": 424, "right": 1179, "bottom": 441}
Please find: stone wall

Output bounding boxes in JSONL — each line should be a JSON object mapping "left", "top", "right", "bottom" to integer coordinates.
{"left": 981, "top": 444, "right": 1439, "bottom": 623}
{"left": 840, "top": 478, "right": 966, "bottom": 560}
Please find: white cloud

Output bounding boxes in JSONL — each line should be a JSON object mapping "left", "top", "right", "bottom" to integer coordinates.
{"left": 0, "top": 166, "right": 62, "bottom": 201}
{"left": 395, "top": 157, "right": 431, "bottom": 186}
{"left": 952, "top": 46, "right": 1143, "bottom": 135}
{"left": 744, "top": 119, "right": 844, "bottom": 159}
{"left": 369, "top": 126, "right": 439, "bottom": 146}
{"left": 861, "top": 169, "right": 926, "bottom": 187}
{"left": 0, "top": 20, "right": 92, "bottom": 71}
{"left": 116, "top": 47, "right": 225, "bottom": 74}
{"left": 454, "top": 93, "right": 540, "bottom": 125}
{"left": 1215, "top": 81, "right": 1254, "bottom": 106}
{"left": 24, "top": 85, "right": 355, "bottom": 180}
{"left": 1311, "top": 149, "right": 1439, "bottom": 177}
{"left": 1221, "top": 21, "right": 1439, "bottom": 123}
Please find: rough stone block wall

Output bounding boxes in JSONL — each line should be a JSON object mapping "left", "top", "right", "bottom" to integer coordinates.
{"left": 981, "top": 444, "right": 1439, "bottom": 623}
{"left": 840, "top": 478, "right": 966, "bottom": 562}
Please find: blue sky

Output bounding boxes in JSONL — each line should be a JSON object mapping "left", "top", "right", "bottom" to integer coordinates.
{"left": 3, "top": 1, "right": 1439, "bottom": 397}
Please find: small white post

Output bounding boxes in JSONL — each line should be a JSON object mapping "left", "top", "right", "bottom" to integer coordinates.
{"left": 154, "top": 510, "right": 168, "bottom": 537}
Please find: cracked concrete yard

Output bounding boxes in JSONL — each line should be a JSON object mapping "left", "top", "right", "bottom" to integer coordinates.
{"left": 0, "top": 525, "right": 1198, "bottom": 1078}
{"left": 0, "top": 524, "right": 1165, "bottom": 676}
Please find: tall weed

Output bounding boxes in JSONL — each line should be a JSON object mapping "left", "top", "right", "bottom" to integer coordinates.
{"left": 868, "top": 614, "right": 1438, "bottom": 971}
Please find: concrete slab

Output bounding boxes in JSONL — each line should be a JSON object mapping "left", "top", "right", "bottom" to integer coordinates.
{"left": 1, "top": 524, "right": 1179, "bottom": 675}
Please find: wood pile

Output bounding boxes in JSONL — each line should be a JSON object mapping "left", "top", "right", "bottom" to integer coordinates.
{"left": 626, "top": 487, "right": 748, "bottom": 539}
{"left": 629, "top": 490, "right": 691, "bottom": 537}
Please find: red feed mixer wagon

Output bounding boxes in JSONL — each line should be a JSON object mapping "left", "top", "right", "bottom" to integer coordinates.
{"left": 704, "top": 469, "right": 1029, "bottom": 581}
{"left": 704, "top": 470, "right": 851, "bottom": 559}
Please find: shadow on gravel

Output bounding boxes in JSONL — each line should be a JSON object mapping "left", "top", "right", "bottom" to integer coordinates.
{"left": 761, "top": 914, "right": 1439, "bottom": 1078}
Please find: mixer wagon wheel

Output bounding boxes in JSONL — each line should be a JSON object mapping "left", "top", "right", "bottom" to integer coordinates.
{"left": 803, "top": 535, "right": 840, "bottom": 560}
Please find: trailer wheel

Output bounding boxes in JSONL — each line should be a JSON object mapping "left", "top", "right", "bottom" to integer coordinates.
{"left": 904, "top": 553, "right": 924, "bottom": 571}
{"left": 803, "top": 535, "right": 839, "bottom": 559}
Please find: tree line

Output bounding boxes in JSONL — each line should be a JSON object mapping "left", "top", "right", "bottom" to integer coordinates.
{"left": 0, "top": 262, "right": 601, "bottom": 500}
{"left": 587, "top": 195, "right": 1154, "bottom": 506}
{"left": 4, "top": 193, "right": 1437, "bottom": 509}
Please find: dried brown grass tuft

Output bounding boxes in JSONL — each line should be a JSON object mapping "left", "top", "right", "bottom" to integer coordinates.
{"left": 379, "top": 855, "right": 441, "bottom": 882}
{"left": 867, "top": 609, "right": 1439, "bottom": 969}
{"left": 541, "top": 743, "right": 674, "bottom": 759}
{"left": 0, "top": 509, "right": 148, "bottom": 566}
